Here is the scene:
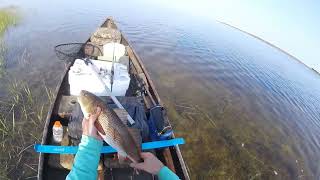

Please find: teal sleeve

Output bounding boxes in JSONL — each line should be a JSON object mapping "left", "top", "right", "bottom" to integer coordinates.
{"left": 66, "top": 135, "right": 103, "bottom": 180}
{"left": 158, "top": 166, "right": 180, "bottom": 180}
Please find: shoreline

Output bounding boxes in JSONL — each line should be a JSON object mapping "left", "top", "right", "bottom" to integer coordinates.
{"left": 217, "top": 21, "right": 319, "bottom": 75}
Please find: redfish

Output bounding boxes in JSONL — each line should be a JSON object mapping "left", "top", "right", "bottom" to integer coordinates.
{"left": 78, "top": 90, "right": 142, "bottom": 163}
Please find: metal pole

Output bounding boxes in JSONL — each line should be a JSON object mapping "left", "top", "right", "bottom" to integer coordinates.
{"left": 110, "top": 41, "right": 115, "bottom": 92}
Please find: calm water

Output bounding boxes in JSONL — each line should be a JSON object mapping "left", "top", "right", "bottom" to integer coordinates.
{"left": 1, "top": 0, "right": 320, "bottom": 179}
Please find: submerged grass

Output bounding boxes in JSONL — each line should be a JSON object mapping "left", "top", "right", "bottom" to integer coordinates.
{"left": 0, "top": 40, "right": 6, "bottom": 78}
{"left": 165, "top": 99, "right": 307, "bottom": 179}
{"left": 0, "top": 13, "right": 54, "bottom": 177}
{"left": 153, "top": 67, "right": 310, "bottom": 179}
{"left": 0, "top": 80, "right": 53, "bottom": 179}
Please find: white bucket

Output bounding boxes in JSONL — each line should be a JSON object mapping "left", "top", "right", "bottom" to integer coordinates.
{"left": 98, "top": 42, "right": 126, "bottom": 62}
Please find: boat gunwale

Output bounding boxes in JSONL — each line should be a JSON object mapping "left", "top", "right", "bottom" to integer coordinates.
{"left": 117, "top": 19, "right": 190, "bottom": 180}
{"left": 37, "top": 63, "right": 72, "bottom": 180}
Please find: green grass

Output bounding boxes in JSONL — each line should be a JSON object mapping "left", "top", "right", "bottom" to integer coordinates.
{"left": 0, "top": 80, "right": 53, "bottom": 179}
{"left": 0, "top": 10, "right": 18, "bottom": 35}
{"left": 0, "top": 11, "right": 54, "bottom": 177}
{"left": 0, "top": 8, "right": 52, "bottom": 179}
{"left": 0, "top": 8, "right": 18, "bottom": 78}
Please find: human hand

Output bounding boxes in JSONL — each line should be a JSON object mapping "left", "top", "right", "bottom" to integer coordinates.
{"left": 130, "top": 152, "right": 164, "bottom": 175}
{"left": 82, "top": 106, "right": 102, "bottom": 141}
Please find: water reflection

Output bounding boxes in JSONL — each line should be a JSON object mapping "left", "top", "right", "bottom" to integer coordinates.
{"left": 132, "top": 20, "right": 320, "bottom": 179}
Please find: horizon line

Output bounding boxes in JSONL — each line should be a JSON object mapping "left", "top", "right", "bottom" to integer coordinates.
{"left": 217, "top": 21, "right": 319, "bottom": 75}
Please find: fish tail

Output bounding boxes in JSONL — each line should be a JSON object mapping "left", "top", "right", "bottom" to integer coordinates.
{"left": 127, "top": 155, "right": 143, "bottom": 163}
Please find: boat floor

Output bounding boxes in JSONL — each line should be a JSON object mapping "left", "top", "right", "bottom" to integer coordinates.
{"left": 44, "top": 167, "right": 154, "bottom": 180}
{"left": 44, "top": 95, "right": 157, "bottom": 179}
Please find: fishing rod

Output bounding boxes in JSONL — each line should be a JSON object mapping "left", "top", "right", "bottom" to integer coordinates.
{"left": 110, "top": 36, "right": 116, "bottom": 92}
{"left": 110, "top": 35, "right": 116, "bottom": 92}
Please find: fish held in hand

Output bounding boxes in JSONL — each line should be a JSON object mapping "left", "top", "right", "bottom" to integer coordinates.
{"left": 77, "top": 90, "right": 142, "bottom": 163}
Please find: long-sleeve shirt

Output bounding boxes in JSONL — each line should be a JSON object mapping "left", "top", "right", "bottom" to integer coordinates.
{"left": 66, "top": 135, "right": 103, "bottom": 180}
{"left": 158, "top": 166, "right": 180, "bottom": 180}
{"left": 66, "top": 135, "right": 180, "bottom": 180}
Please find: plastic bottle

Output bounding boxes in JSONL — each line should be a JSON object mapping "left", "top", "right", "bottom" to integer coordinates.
{"left": 52, "top": 121, "right": 63, "bottom": 143}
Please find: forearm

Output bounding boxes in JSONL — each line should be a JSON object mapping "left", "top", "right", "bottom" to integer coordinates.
{"left": 66, "top": 135, "right": 103, "bottom": 180}
{"left": 158, "top": 166, "right": 180, "bottom": 180}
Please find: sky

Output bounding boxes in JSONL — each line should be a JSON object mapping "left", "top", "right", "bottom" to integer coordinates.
{"left": 148, "top": 0, "right": 320, "bottom": 72}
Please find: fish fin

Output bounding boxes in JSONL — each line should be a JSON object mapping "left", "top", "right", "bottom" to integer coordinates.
{"left": 60, "top": 154, "right": 74, "bottom": 170}
{"left": 98, "top": 131, "right": 108, "bottom": 143}
{"left": 95, "top": 121, "right": 106, "bottom": 135}
{"left": 133, "top": 168, "right": 140, "bottom": 175}
{"left": 127, "top": 155, "right": 140, "bottom": 163}
{"left": 117, "top": 153, "right": 127, "bottom": 164}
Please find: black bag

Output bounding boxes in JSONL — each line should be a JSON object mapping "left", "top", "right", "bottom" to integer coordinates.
{"left": 68, "top": 103, "right": 84, "bottom": 145}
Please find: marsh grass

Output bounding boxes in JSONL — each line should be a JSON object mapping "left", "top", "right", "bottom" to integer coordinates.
{"left": 0, "top": 80, "right": 53, "bottom": 179}
{"left": 0, "top": 7, "right": 54, "bottom": 179}
{"left": 0, "top": 9, "right": 18, "bottom": 35}
{"left": 0, "top": 8, "right": 19, "bottom": 78}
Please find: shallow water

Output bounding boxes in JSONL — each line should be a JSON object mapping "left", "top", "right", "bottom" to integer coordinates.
{"left": 1, "top": 0, "right": 320, "bottom": 179}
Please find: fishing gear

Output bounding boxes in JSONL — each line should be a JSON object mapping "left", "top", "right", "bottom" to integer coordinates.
{"left": 54, "top": 43, "right": 102, "bottom": 62}
{"left": 110, "top": 37, "right": 116, "bottom": 92}
{"left": 148, "top": 105, "right": 173, "bottom": 141}
{"left": 54, "top": 43, "right": 135, "bottom": 125}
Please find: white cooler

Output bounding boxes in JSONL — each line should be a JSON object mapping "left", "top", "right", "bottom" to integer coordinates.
{"left": 68, "top": 59, "right": 130, "bottom": 96}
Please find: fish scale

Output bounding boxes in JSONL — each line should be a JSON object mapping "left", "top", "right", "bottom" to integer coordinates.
{"left": 98, "top": 112, "right": 127, "bottom": 154}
